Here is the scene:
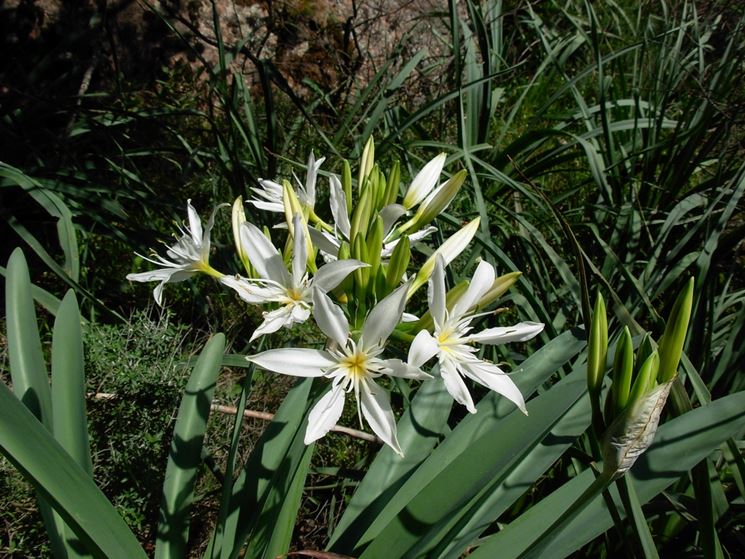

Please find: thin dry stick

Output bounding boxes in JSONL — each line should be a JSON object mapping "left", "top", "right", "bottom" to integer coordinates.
{"left": 89, "top": 393, "right": 381, "bottom": 444}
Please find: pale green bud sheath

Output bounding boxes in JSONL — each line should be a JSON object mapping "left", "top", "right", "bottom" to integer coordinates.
{"left": 350, "top": 183, "right": 373, "bottom": 245}
{"left": 367, "top": 216, "right": 384, "bottom": 289}
{"left": 358, "top": 136, "right": 375, "bottom": 191}
{"left": 610, "top": 326, "right": 634, "bottom": 419}
{"left": 399, "top": 169, "right": 467, "bottom": 234}
{"left": 657, "top": 277, "right": 694, "bottom": 383}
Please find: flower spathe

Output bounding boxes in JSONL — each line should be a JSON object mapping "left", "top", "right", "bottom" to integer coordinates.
{"left": 409, "top": 255, "right": 544, "bottom": 413}
{"left": 222, "top": 213, "right": 366, "bottom": 341}
{"left": 126, "top": 200, "right": 223, "bottom": 306}
{"left": 247, "top": 283, "right": 431, "bottom": 456}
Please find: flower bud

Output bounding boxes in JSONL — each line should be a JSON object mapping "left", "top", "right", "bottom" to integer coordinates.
{"left": 402, "top": 152, "right": 446, "bottom": 209}
{"left": 384, "top": 161, "right": 401, "bottom": 207}
{"left": 587, "top": 292, "right": 608, "bottom": 400}
{"left": 657, "top": 277, "right": 694, "bottom": 383}
{"left": 475, "top": 271, "right": 522, "bottom": 311}
{"left": 386, "top": 235, "right": 410, "bottom": 291}
{"left": 232, "top": 196, "right": 253, "bottom": 275}
{"left": 342, "top": 159, "right": 353, "bottom": 214}
{"left": 358, "top": 136, "right": 375, "bottom": 191}
{"left": 610, "top": 326, "right": 634, "bottom": 419}
{"left": 400, "top": 170, "right": 467, "bottom": 234}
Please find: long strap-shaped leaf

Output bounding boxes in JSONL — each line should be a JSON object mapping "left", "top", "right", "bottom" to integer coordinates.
{"left": 52, "top": 290, "right": 94, "bottom": 559}
{"left": 0, "top": 381, "right": 147, "bottom": 559}
{"left": 467, "top": 389, "right": 745, "bottom": 559}
{"left": 156, "top": 333, "right": 226, "bottom": 559}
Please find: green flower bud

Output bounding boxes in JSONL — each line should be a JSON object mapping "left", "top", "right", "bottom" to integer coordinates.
{"left": 657, "top": 277, "right": 694, "bottom": 383}
{"left": 627, "top": 351, "right": 659, "bottom": 407}
{"left": 358, "top": 136, "right": 375, "bottom": 191}
{"left": 350, "top": 183, "right": 373, "bottom": 246}
{"left": 610, "top": 326, "right": 634, "bottom": 419}
{"left": 386, "top": 235, "right": 410, "bottom": 291}
{"left": 384, "top": 161, "right": 401, "bottom": 207}
{"left": 367, "top": 216, "right": 384, "bottom": 286}
{"left": 587, "top": 292, "right": 608, "bottom": 400}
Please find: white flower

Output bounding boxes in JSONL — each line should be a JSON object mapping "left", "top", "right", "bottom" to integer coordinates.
{"left": 126, "top": 200, "right": 223, "bottom": 306}
{"left": 247, "top": 283, "right": 431, "bottom": 455}
{"left": 222, "top": 213, "right": 366, "bottom": 341}
{"left": 408, "top": 255, "right": 544, "bottom": 413}
{"left": 248, "top": 151, "right": 325, "bottom": 213}
{"left": 402, "top": 152, "right": 447, "bottom": 209}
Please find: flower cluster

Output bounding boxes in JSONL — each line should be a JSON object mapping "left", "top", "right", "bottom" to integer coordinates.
{"left": 127, "top": 139, "right": 544, "bottom": 455}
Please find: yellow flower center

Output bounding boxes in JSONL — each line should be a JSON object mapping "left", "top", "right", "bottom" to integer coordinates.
{"left": 341, "top": 351, "right": 368, "bottom": 380}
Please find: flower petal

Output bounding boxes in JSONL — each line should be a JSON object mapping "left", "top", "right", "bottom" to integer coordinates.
{"left": 408, "top": 329, "right": 440, "bottom": 368}
{"left": 402, "top": 153, "right": 446, "bottom": 209}
{"left": 362, "top": 283, "right": 408, "bottom": 349}
{"left": 428, "top": 255, "right": 447, "bottom": 328}
{"left": 220, "top": 275, "right": 265, "bottom": 304}
{"left": 240, "top": 222, "right": 292, "bottom": 286}
{"left": 304, "top": 386, "right": 346, "bottom": 444}
{"left": 452, "top": 259, "right": 496, "bottom": 318}
{"left": 250, "top": 306, "right": 296, "bottom": 342}
{"left": 186, "top": 199, "right": 203, "bottom": 244}
{"left": 302, "top": 151, "right": 325, "bottom": 207}
{"left": 383, "top": 358, "right": 433, "bottom": 380}
{"left": 292, "top": 213, "right": 307, "bottom": 284}
{"left": 468, "top": 321, "right": 544, "bottom": 345}
{"left": 380, "top": 204, "right": 407, "bottom": 236}
{"left": 312, "top": 259, "right": 368, "bottom": 292}
{"left": 312, "top": 289, "right": 349, "bottom": 347}
{"left": 329, "top": 174, "right": 351, "bottom": 239}
{"left": 308, "top": 227, "right": 341, "bottom": 258}
{"left": 461, "top": 359, "right": 527, "bottom": 414}
{"left": 360, "top": 379, "right": 402, "bottom": 456}
{"left": 440, "top": 359, "right": 476, "bottom": 413}
{"left": 247, "top": 348, "right": 334, "bottom": 377}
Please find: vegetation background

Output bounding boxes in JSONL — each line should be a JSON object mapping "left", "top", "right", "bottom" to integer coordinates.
{"left": 1, "top": 0, "right": 744, "bottom": 556}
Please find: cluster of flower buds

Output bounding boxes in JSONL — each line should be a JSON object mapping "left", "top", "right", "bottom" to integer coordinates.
{"left": 127, "top": 138, "right": 544, "bottom": 455}
{"left": 587, "top": 279, "right": 694, "bottom": 478}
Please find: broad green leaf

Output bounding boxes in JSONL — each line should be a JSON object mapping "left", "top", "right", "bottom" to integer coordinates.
{"left": 468, "top": 389, "right": 745, "bottom": 559}
{"left": 6, "top": 248, "right": 53, "bottom": 428}
{"left": 0, "top": 380, "right": 147, "bottom": 559}
{"left": 208, "top": 377, "right": 313, "bottom": 559}
{"left": 157, "top": 333, "right": 226, "bottom": 559}
{"left": 52, "top": 290, "right": 95, "bottom": 558}
{"left": 360, "top": 369, "right": 589, "bottom": 559}
{"left": 328, "top": 375, "right": 453, "bottom": 550}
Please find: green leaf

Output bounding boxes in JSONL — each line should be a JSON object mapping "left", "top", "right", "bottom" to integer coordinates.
{"left": 52, "top": 290, "right": 95, "bottom": 558}
{"left": 468, "top": 389, "right": 745, "bottom": 559}
{"left": 328, "top": 375, "right": 453, "bottom": 550}
{"left": 0, "top": 380, "right": 147, "bottom": 559}
{"left": 157, "top": 333, "right": 226, "bottom": 559}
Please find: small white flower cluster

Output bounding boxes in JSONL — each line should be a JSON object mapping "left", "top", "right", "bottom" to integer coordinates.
{"left": 127, "top": 141, "right": 544, "bottom": 455}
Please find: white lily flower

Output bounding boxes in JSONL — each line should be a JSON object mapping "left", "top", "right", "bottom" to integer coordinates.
{"left": 248, "top": 151, "right": 325, "bottom": 213}
{"left": 222, "top": 213, "right": 366, "bottom": 341}
{"left": 408, "top": 255, "right": 544, "bottom": 414}
{"left": 126, "top": 200, "right": 224, "bottom": 306}
{"left": 248, "top": 283, "right": 431, "bottom": 455}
